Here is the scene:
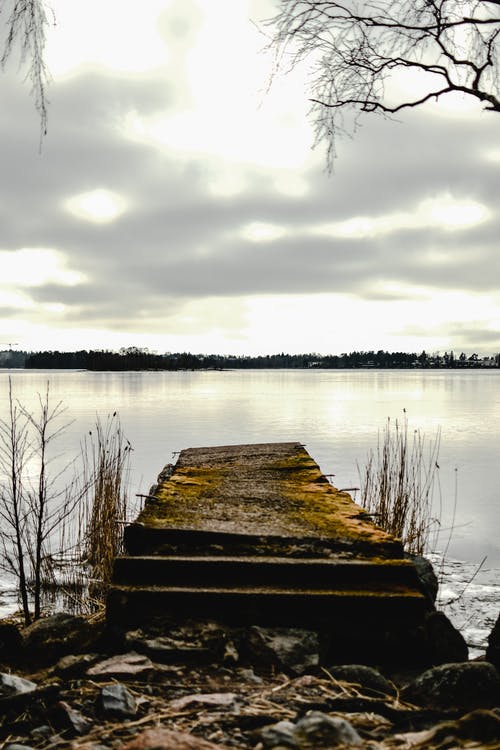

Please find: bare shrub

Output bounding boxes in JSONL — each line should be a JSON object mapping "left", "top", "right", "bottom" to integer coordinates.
{"left": 0, "top": 380, "right": 88, "bottom": 622}
{"left": 0, "top": 380, "right": 131, "bottom": 620}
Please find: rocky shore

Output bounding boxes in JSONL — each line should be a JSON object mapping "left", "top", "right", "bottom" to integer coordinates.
{"left": 0, "top": 611, "right": 499, "bottom": 750}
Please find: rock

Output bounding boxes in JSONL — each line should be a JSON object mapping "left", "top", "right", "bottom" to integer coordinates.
{"left": 55, "top": 653, "right": 99, "bottom": 677}
{"left": 423, "top": 610, "right": 469, "bottom": 664}
{"left": 29, "top": 726, "right": 52, "bottom": 740}
{"left": 120, "top": 728, "right": 227, "bottom": 750}
{"left": 124, "top": 621, "right": 229, "bottom": 664}
{"left": 260, "top": 713, "right": 362, "bottom": 748}
{"left": 0, "top": 672, "right": 37, "bottom": 696}
{"left": 169, "top": 693, "right": 237, "bottom": 711}
{"left": 4, "top": 744, "right": 35, "bottom": 750}
{"left": 124, "top": 632, "right": 213, "bottom": 664}
{"left": 52, "top": 700, "right": 93, "bottom": 736}
{"left": 325, "top": 664, "right": 396, "bottom": 696}
{"left": 486, "top": 611, "right": 500, "bottom": 670}
{"left": 99, "top": 683, "right": 138, "bottom": 718}
{"left": 22, "top": 614, "right": 100, "bottom": 665}
{"left": 405, "top": 553, "right": 438, "bottom": 603}
{"left": 294, "top": 712, "right": 363, "bottom": 747}
{"left": 238, "top": 667, "right": 263, "bottom": 684}
{"left": 402, "top": 661, "right": 500, "bottom": 710}
{"left": 244, "top": 627, "right": 320, "bottom": 675}
{"left": 87, "top": 651, "right": 154, "bottom": 678}
{"left": 260, "top": 720, "right": 297, "bottom": 748}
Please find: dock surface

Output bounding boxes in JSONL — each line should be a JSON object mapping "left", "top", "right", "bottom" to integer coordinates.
{"left": 128, "top": 441, "right": 400, "bottom": 556}
{"left": 108, "top": 442, "right": 434, "bottom": 662}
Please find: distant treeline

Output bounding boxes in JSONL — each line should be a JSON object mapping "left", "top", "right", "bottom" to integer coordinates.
{"left": 0, "top": 347, "right": 496, "bottom": 370}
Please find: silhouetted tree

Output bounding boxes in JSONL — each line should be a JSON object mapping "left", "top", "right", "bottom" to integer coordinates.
{"left": 269, "top": 1, "right": 500, "bottom": 166}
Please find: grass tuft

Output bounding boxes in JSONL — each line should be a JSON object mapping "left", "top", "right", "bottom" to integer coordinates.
{"left": 358, "top": 413, "right": 441, "bottom": 555}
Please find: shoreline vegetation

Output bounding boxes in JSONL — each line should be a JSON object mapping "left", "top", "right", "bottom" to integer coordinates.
{"left": 1, "top": 347, "right": 499, "bottom": 371}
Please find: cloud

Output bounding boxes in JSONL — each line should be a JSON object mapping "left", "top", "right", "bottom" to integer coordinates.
{"left": 1, "top": 0, "right": 500, "bottom": 355}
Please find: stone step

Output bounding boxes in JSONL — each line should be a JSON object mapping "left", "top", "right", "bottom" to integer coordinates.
{"left": 106, "top": 583, "right": 428, "bottom": 628}
{"left": 111, "top": 554, "right": 423, "bottom": 591}
{"left": 123, "top": 524, "right": 403, "bottom": 559}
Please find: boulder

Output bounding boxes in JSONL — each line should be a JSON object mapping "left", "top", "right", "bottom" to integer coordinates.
{"left": 423, "top": 610, "right": 469, "bottom": 664}
{"left": 22, "top": 614, "right": 100, "bottom": 666}
{"left": 405, "top": 553, "right": 439, "bottom": 603}
{"left": 402, "top": 661, "right": 500, "bottom": 710}
{"left": 486, "top": 611, "right": 500, "bottom": 670}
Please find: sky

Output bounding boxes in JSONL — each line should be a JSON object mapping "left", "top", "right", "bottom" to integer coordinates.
{"left": 0, "top": 0, "right": 499, "bottom": 356}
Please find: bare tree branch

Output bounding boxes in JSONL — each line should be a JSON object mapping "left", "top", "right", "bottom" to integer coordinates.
{"left": 268, "top": 0, "right": 500, "bottom": 168}
{"left": 0, "top": 0, "right": 51, "bottom": 137}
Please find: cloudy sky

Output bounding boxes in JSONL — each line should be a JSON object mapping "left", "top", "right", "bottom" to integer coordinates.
{"left": 1, "top": 0, "right": 499, "bottom": 356}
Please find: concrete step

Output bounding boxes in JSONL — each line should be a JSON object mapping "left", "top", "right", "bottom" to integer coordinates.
{"left": 106, "top": 583, "right": 428, "bottom": 628}
{"left": 111, "top": 554, "right": 423, "bottom": 591}
{"left": 123, "top": 524, "right": 403, "bottom": 559}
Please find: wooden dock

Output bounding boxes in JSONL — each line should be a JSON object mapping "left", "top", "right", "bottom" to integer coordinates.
{"left": 107, "top": 442, "right": 437, "bottom": 664}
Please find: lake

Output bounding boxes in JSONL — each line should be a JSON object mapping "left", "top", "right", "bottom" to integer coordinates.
{"left": 0, "top": 368, "right": 499, "bottom": 568}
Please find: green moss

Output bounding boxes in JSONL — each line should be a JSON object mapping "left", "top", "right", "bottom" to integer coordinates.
{"left": 136, "top": 466, "right": 225, "bottom": 527}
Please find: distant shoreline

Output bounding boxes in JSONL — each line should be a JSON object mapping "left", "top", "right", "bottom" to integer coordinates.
{"left": 1, "top": 348, "right": 499, "bottom": 371}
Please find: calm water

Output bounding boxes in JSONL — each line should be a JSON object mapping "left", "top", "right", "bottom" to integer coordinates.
{"left": 1, "top": 368, "right": 499, "bottom": 567}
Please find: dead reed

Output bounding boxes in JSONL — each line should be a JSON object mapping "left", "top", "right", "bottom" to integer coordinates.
{"left": 79, "top": 413, "right": 132, "bottom": 602}
{"left": 358, "top": 413, "right": 441, "bottom": 555}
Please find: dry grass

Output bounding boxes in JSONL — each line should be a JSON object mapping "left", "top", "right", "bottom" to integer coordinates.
{"left": 79, "top": 413, "right": 132, "bottom": 601}
{"left": 36, "top": 412, "right": 132, "bottom": 614}
{"left": 358, "top": 413, "right": 441, "bottom": 555}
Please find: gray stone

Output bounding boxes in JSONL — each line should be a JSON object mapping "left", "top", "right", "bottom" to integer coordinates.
{"left": 169, "top": 693, "right": 237, "bottom": 712}
{"left": 0, "top": 672, "right": 36, "bottom": 697}
{"left": 403, "top": 661, "right": 500, "bottom": 710}
{"left": 326, "top": 664, "right": 396, "bottom": 696}
{"left": 53, "top": 700, "right": 93, "bottom": 736}
{"left": 294, "top": 712, "right": 362, "bottom": 747}
{"left": 260, "top": 714, "right": 362, "bottom": 749}
{"left": 245, "top": 627, "right": 320, "bottom": 675}
{"left": 4, "top": 744, "right": 35, "bottom": 750}
{"left": 260, "top": 720, "right": 298, "bottom": 749}
{"left": 486, "top": 611, "right": 500, "bottom": 670}
{"left": 29, "top": 726, "right": 52, "bottom": 740}
{"left": 100, "top": 683, "right": 138, "bottom": 718}
{"left": 87, "top": 651, "right": 154, "bottom": 678}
